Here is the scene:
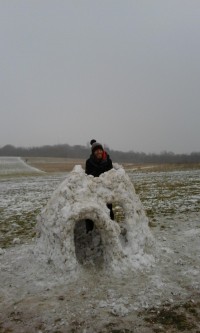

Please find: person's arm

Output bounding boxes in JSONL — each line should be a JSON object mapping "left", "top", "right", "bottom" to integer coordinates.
{"left": 85, "top": 159, "right": 95, "bottom": 176}
{"left": 107, "top": 156, "right": 113, "bottom": 171}
{"left": 85, "top": 159, "right": 90, "bottom": 175}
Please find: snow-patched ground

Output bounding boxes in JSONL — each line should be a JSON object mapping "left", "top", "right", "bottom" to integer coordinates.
{"left": 0, "top": 213, "right": 200, "bottom": 332}
{"left": 0, "top": 157, "right": 42, "bottom": 175}
{"left": 0, "top": 164, "right": 200, "bottom": 332}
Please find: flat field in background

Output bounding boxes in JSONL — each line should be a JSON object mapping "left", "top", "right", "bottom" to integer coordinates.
{"left": 0, "top": 156, "right": 199, "bottom": 248}
{"left": 25, "top": 156, "right": 200, "bottom": 173}
{"left": 24, "top": 156, "right": 86, "bottom": 172}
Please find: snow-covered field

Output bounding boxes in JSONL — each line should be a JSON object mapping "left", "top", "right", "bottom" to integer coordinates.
{"left": 130, "top": 170, "right": 200, "bottom": 217}
{"left": 0, "top": 166, "right": 199, "bottom": 227}
{"left": 0, "top": 156, "right": 43, "bottom": 176}
{"left": 0, "top": 161, "right": 200, "bottom": 332}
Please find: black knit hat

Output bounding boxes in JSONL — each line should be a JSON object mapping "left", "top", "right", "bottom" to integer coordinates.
{"left": 90, "top": 139, "right": 103, "bottom": 154}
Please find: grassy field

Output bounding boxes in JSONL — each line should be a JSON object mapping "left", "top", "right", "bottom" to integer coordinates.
{"left": 24, "top": 157, "right": 85, "bottom": 172}
{"left": 1, "top": 157, "right": 199, "bottom": 248}
{"left": 25, "top": 156, "right": 200, "bottom": 173}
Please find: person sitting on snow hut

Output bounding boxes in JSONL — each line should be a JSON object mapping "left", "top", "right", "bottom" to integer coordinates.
{"left": 85, "top": 139, "right": 114, "bottom": 233}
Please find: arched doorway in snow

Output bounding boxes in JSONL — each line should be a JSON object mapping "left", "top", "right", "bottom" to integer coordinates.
{"left": 74, "top": 220, "right": 104, "bottom": 268}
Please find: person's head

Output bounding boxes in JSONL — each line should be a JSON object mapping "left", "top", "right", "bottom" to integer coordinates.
{"left": 90, "top": 139, "right": 104, "bottom": 160}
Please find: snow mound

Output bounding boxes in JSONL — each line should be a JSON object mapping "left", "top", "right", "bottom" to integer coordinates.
{"left": 36, "top": 165, "right": 155, "bottom": 274}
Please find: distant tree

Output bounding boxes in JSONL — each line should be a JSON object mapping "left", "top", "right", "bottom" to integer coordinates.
{"left": 0, "top": 144, "right": 200, "bottom": 164}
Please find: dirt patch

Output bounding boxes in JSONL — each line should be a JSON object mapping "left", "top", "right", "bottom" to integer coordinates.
{"left": 141, "top": 298, "right": 200, "bottom": 332}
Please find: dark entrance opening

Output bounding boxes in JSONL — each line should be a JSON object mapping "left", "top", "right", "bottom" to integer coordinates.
{"left": 74, "top": 220, "right": 104, "bottom": 268}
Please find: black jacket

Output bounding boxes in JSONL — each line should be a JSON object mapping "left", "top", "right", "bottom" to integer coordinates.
{"left": 85, "top": 154, "right": 113, "bottom": 177}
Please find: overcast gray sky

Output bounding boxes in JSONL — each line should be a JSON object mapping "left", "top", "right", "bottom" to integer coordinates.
{"left": 1, "top": 1, "right": 200, "bottom": 153}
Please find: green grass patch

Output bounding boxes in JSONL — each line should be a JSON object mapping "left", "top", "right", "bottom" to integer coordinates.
{"left": 0, "top": 208, "right": 40, "bottom": 248}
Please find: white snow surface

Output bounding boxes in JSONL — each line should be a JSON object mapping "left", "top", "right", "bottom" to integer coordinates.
{"left": 0, "top": 156, "right": 43, "bottom": 175}
{"left": 35, "top": 165, "right": 155, "bottom": 275}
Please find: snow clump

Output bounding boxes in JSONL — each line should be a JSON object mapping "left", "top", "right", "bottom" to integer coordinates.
{"left": 35, "top": 165, "right": 155, "bottom": 274}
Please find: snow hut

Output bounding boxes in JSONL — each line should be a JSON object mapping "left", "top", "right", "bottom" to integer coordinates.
{"left": 36, "top": 165, "right": 155, "bottom": 273}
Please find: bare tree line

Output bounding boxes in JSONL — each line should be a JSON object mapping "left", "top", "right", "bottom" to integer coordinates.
{"left": 0, "top": 144, "right": 200, "bottom": 164}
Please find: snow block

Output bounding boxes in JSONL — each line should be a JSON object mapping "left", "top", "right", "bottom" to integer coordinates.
{"left": 36, "top": 165, "right": 155, "bottom": 273}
